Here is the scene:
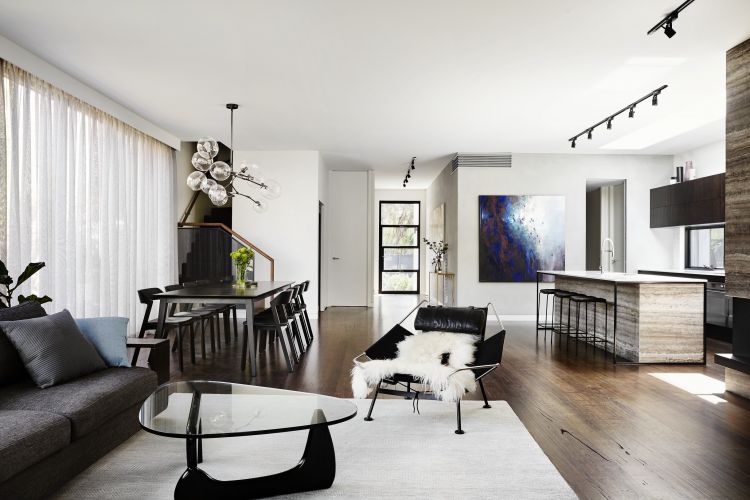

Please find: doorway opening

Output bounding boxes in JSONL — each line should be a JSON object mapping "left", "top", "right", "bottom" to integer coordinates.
{"left": 586, "top": 179, "right": 626, "bottom": 272}
{"left": 378, "top": 201, "right": 421, "bottom": 294}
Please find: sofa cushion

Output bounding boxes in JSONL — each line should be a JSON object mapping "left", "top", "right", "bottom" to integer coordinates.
{"left": 0, "top": 301, "right": 48, "bottom": 385}
{"left": 0, "top": 367, "right": 157, "bottom": 439}
{"left": 75, "top": 317, "right": 130, "bottom": 368}
{"left": 0, "top": 310, "right": 106, "bottom": 388}
{"left": 0, "top": 409, "right": 71, "bottom": 482}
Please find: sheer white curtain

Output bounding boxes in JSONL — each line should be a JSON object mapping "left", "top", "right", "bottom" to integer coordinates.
{"left": 1, "top": 60, "right": 176, "bottom": 334}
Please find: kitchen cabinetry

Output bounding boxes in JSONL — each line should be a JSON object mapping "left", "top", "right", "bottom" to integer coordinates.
{"left": 650, "top": 173, "right": 725, "bottom": 228}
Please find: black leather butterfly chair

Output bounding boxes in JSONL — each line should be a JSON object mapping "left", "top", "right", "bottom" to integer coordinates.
{"left": 354, "top": 301, "right": 506, "bottom": 434}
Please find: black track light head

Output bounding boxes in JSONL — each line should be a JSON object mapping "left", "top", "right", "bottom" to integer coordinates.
{"left": 571, "top": 138, "right": 576, "bottom": 149}
{"left": 628, "top": 106, "right": 636, "bottom": 118}
{"left": 652, "top": 92, "right": 659, "bottom": 106}
{"left": 587, "top": 129, "right": 593, "bottom": 140}
{"left": 406, "top": 173, "right": 411, "bottom": 179}
{"left": 607, "top": 118, "right": 613, "bottom": 130}
{"left": 663, "top": 21, "right": 676, "bottom": 38}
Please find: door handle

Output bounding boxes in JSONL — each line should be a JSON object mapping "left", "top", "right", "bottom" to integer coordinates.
{"left": 332, "top": 257, "right": 340, "bottom": 260}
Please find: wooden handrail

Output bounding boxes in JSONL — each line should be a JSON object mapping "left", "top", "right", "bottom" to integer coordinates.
{"left": 178, "top": 222, "right": 275, "bottom": 280}
{"left": 179, "top": 191, "right": 201, "bottom": 225}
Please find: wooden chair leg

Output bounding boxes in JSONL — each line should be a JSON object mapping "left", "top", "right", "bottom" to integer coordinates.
{"left": 285, "top": 325, "right": 300, "bottom": 363}
{"left": 177, "top": 326, "right": 184, "bottom": 372}
{"left": 209, "top": 315, "right": 216, "bottom": 353}
{"left": 303, "top": 310, "right": 314, "bottom": 341}
{"left": 241, "top": 322, "right": 248, "bottom": 371}
{"left": 189, "top": 322, "right": 196, "bottom": 365}
{"left": 223, "top": 310, "right": 231, "bottom": 344}
{"left": 200, "top": 318, "right": 207, "bottom": 359}
{"left": 276, "top": 326, "right": 294, "bottom": 373}
{"left": 291, "top": 318, "right": 306, "bottom": 353}
{"left": 232, "top": 307, "right": 238, "bottom": 339}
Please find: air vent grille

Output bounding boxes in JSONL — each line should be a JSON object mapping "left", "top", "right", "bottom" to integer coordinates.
{"left": 449, "top": 153, "right": 512, "bottom": 172}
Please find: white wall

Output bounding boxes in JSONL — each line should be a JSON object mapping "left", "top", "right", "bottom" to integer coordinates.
{"left": 452, "top": 154, "right": 677, "bottom": 316}
{"left": 318, "top": 154, "right": 330, "bottom": 311}
{"left": 669, "top": 140, "right": 727, "bottom": 269}
{"left": 426, "top": 164, "right": 459, "bottom": 282}
{"left": 0, "top": 34, "right": 179, "bottom": 149}
{"left": 672, "top": 140, "right": 726, "bottom": 179}
{"left": 232, "top": 151, "right": 321, "bottom": 316}
{"left": 373, "top": 189, "right": 428, "bottom": 294}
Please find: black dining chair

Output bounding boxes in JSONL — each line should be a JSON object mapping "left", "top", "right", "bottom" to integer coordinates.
{"left": 193, "top": 279, "right": 239, "bottom": 343}
{"left": 136, "top": 287, "right": 198, "bottom": 372}
{"left": 165, "top": 284, "right": 219, "bottom": 359}
{"left": 242, "top": 289, "right": 297, "bottom": 373}
{"left": 284, "top": 284, "right": 308, "bottom": 355}
{"left": 294, "top": 280, "right": 314, "bottom": 344}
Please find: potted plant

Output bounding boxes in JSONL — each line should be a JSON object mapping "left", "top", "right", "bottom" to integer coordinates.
{"left": 423, "top": 238, "right": 448, "bottom": 273}
{"left": 0, "top": 260, "right": 52, "bottom": 308}
{"left": 230, "top": 247, "right": 255, "bottom": 288}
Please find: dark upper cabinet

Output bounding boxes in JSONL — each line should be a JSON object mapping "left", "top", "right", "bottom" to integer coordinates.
{"left": 650, "top": 173, "right": 725, "bottom": 228}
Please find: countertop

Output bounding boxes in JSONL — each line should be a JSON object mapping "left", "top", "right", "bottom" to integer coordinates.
{"left": 538, "top": 270, "right": 707, "bottom": 284}
{"left": 638, "top": 269, "right": 725, "bottom": 281}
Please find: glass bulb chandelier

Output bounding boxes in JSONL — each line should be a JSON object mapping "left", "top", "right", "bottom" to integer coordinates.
{"left": 186, "top": 103, "right": 281, "bottom": 211}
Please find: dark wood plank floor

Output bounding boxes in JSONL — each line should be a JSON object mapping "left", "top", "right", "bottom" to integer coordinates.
{"left": 145, "top": 296, "right": 750, "bottom": 499}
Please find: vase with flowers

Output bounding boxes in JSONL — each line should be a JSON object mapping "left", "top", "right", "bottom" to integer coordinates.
{"left": 230, "top": 247, "right": 254, "bottom": 288}
{"left": 423, "top": 238, "right": 448, "bottom": 273}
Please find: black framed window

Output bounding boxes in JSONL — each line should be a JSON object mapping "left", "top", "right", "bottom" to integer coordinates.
{"left": 379, "top": 201, "right": 420, "bottom": 294}
{"left": 685, "top": 224, "right": 724, "bottom": 270}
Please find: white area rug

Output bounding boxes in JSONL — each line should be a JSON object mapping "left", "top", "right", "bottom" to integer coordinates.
{"left": 53, "top": 400, "right": 575, "bottom": 499}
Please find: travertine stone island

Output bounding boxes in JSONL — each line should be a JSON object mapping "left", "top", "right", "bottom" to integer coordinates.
{"left": 540, "top": 271, "right": 706, "bottom": 363}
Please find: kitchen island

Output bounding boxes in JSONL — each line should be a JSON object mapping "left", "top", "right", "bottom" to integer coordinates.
{"left": 537, "top": 271, "right": 706, "bottom": 364}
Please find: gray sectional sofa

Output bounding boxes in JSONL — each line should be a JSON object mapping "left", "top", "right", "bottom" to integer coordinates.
{"left": 0, "top": 303, "right": 157, "bottom": 499}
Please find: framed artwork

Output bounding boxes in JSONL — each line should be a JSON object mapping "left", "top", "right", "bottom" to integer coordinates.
{"left": 478, "top": 195, "right": 565, "bottom": 282}
{"left": 430, "top": 203, "right": 445, "bottom": 242}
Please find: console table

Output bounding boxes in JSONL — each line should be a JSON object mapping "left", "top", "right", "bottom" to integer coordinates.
{"left": 429, "top": 272, "right": 455, "bottom": 306}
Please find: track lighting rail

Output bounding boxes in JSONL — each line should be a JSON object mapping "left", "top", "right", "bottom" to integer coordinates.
{"left": 402, "top": 157, "right": 416, "bottom": 187}
{"left": 568, "top": 85, "right": 667, "bottom": 148}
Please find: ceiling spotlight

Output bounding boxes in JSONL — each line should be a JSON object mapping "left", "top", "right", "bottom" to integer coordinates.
{"left": 406, "top": 173, "right": 411, "bottom": 179}
{"left": 571, "top": 139, "right": 576, "bottom": 149}
{"left": 663, "top": 21, "right": 676, "bottom": 38}
{"left": 628, "top": 106, "right": 636, "bottom": 118}
{"left": 606, "top": 118, "right": 613, "bottom": 130}
{"left": 652, "top": 92, "right": 660, "bottom": 106}
{"left": 647, "top": 0, "right": 693, "bottom": 38}
{"left": 587, "top": 129, "right": 593, "bottom": 140}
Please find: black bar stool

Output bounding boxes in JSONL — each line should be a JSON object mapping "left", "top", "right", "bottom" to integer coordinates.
{"left": 537, "top": 288, "right": 557, "bottom": 331}
{"left": 570, "top": 295, "right": 597, "bottom": 344}
{"left": 589, "top": 296, "right": 610, "bottom": 349}
{"left": 551, "top": 290, "right": 574, "bottom": 336}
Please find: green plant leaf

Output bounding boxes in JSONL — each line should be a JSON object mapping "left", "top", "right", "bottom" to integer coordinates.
{"left": 0, "top": 259, "right": 12, "bottom": 286}
{"left": 10, "top": 262, "right": 46, "bottom": 292}
{"left": 18, "top": 294, "right": 53, "bottom": 305}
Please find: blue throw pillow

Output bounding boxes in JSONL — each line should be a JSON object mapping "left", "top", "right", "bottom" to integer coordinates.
{"left": 75, "top": 317, "right": 130, "bottom": 368}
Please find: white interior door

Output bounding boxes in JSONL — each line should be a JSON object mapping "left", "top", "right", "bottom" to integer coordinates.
{"left": 328, "top": 171, "right": 368, "bottom": 306}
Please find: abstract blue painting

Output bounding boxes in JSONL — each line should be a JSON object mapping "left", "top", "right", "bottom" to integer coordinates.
{"left": 478, "top": 195, "right": 565, "bottom": 282}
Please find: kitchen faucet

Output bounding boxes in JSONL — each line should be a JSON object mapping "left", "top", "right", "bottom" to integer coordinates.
{"left": 600, "top": 238, "right": 615, "bottom": 274}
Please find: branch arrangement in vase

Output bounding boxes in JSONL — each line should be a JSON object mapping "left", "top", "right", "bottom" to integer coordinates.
{"left": 423, "top": 238, "right": 448, "bottom": 273}
{"left": 0, "top": 260, "right": 52, "bottom": 308}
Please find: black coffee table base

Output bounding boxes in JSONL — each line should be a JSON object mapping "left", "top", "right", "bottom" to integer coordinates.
{"left": 174, "top": 420, "right": 336, "bottom": 500}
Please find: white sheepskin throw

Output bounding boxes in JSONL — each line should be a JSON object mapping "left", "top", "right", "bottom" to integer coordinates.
{"left": 351, "top": 332, "right": 478, "bottom": 403}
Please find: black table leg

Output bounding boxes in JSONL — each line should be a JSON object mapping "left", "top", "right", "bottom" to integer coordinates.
{"left": 175, "top": 410, "right": 336, "bottom": 500}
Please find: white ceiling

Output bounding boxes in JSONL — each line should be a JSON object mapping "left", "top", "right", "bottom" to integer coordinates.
{"left": 0, "top": 0, "right": 748, "bottom": 188}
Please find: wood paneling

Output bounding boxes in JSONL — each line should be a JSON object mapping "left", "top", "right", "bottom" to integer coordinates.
{"left": 140, "top": 297, "right": 750, "bottom": 499}
{"left": 649, "top": 173, "right": 725, "bottom": 228}
{"left": 726, "top": 37, "right": 750, "bottom": 299}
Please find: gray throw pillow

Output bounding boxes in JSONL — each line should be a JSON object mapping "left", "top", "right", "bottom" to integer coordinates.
{"left": 0, "top": 301, "right": 48, "bottom": 384}
{"left": 0, "top": 309, "right": 106, "bottom": 388}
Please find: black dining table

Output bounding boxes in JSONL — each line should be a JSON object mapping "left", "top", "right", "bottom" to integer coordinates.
{"left": 154, "top": 281, "right": 293, "bottom": 377}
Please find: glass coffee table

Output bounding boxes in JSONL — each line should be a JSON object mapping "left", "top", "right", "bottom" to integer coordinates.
{"left": 139, "top": 381, "right": 357, "bottom": 499}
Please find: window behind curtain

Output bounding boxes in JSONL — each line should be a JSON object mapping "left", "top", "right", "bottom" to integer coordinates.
{"left": 1, "top": 60, "right": 176, "bottom": 334}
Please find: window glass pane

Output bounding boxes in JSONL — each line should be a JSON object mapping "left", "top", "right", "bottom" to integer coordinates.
{"left": 381, "top": 272, "right": 418, "bottom": 292}
{"left": 381, "top": 203, "right": 419, "bottom": 225}
{"left": 688, "top": 227, "right": 724, "bottom": 269}
{"left": 383, "top": 248, "right": 419, "bottom": 270}
{"left": 382, "top": 227, "right": 417, "bottom": 247}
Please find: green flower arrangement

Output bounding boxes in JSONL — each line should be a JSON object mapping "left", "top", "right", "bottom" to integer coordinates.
{"left": 230, "top": 247, "right": 255, "bottom": 287}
